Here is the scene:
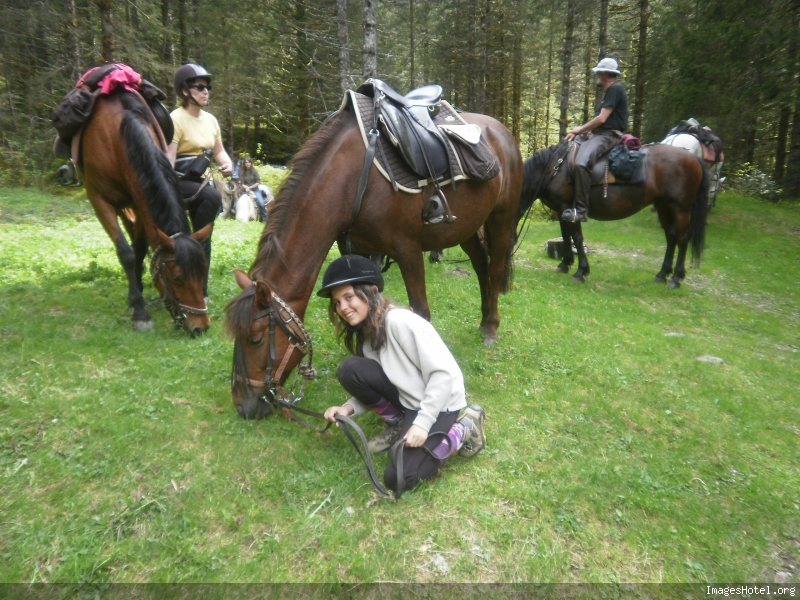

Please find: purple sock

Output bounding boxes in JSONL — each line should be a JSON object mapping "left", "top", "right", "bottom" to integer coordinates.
{"left": 431, "top": 422, "right": 466, "bottom": 460}
{"left": 372, "top": 397, "right": 402, "bottom": 423}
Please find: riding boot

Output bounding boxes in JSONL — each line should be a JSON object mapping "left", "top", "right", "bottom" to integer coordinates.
{"left": 202, "top": 238, "right": 212, "bottom": 299}
{"left": 562, "top": 166, "right": 590, "bottom": 223}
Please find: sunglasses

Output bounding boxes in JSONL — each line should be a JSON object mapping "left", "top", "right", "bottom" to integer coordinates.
{"left": 189, "top": 84, "right": 212, "bottom": 92}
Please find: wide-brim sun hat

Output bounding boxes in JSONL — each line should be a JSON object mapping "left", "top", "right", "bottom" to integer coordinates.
{"left": 592, "top": 57, "right": 621, "bottom": 75}
{"left": 317, "top": 255, "right": 384, "bottom": 298}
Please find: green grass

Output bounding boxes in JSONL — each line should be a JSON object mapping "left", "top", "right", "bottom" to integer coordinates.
{"left": 0, "top": 188, "right": 798, "bottom": 583}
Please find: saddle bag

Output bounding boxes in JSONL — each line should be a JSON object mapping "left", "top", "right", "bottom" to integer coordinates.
{"left": 444, "top": 129, "right": 500, "bottom": 181}
{"left": 51, "top": 87, "right": 98, "bottom": 142}
{"left": 607, "top": 144, "right": 641, "bottom": 181}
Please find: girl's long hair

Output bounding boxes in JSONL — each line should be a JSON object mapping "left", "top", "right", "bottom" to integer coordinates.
{"left": 328, "top": 283, "right": 402, "bottom": 356}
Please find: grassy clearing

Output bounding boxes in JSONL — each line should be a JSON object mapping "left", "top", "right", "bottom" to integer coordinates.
{"left": 0, "top": 188, "right": 797, "bottom": 583}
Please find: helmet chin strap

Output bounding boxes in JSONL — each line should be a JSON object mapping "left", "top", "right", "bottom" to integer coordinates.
{"left": 184, "top": 85, "right": 208, "bottom": 108}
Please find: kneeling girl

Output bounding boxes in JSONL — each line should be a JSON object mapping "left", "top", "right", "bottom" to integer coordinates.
{"left": 320, "top": 255, "right": 486, "bottom": 494}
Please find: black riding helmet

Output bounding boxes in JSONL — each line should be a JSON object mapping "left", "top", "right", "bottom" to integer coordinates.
{"left": 317, "top": 255, "right": 384, "bottom": 298}
{"left": 173, "top": 64, "right": 212, "bottom": 99}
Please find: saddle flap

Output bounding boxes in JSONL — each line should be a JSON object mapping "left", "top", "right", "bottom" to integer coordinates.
{"left": 377, "top": 101, "right": 448, "bottom": 179}
{"left": 404, "top": 84, "right": 443, "bottom": 106}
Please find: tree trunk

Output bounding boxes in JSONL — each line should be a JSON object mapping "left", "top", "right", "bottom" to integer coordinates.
{"left": 480, "top": 0, "right": 491, "bottom": 114}
{"left": 65, "top": 0, "right": 81, "bottom": 80}
{"left": 294, "top": 0, "right": 311, "bottom": 137}
{"left": 559, "top": 0, "right": 576, "bottom": 139}
{"left": 775, "top": 107, "right": 790, "bottom": 180}
{"left": 511, "top": 30, "right": 522, "bottom": 141}
{"left": 545, "top": 8, "right": 554, "bottom": 147}
{"left": 582, "top": 19, "right": 594, "bottom": 123}
{"left": 595, "top": 0, "right": 608, "bottom": 105}
{"left": 467, "top": 0, "right": 478, "bottom": 111}
{"left": 96, "top": 0, "right": 115, "bottom": 63}
{"left": 362, "top": 0, "right": 377, "bottom": 80}
{"left": 336, "top": 0, "right": 350, "bottom": 93}
{"left": 254, "top": 114, "right": 261, "bottom": 157}
{"left": 161, "top": 0, "right": 171, "bottom": 65}
{"left": 178, "top": 0, "right": 188, "bottom": 64}
{"left": 783, "top": 0, "right": 800, "bottom": 196}
{"left": 745, "top": 128, "right": 757, "bottom": 165}
{"left": 632, "top": 0, "right": 649, "bottom": 138}
{"left": 409, "top": 0, "right": 415, "bottom": 89}
{"left": 130, "top": 0, "right": 140, "bottom": 30}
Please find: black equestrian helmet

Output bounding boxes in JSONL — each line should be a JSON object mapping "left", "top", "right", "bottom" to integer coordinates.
{"left": 173, "top": 64, "right": 212, "bottom": 97}
{"left": 317, "top": 255, "right": 384, "bottom": 298}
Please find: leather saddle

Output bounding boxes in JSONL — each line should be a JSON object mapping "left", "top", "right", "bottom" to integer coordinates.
{"left": 566, "top": 139, "right": 647, "bottom": 187}
{"left": 356, "top": 79, "right": 451, "bottom": 181}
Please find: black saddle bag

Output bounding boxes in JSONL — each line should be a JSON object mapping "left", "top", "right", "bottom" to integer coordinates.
{"left": 52, "top": 87, "right": 97, "bottom": 142}
{"left": 175, "top": 151, "right": 212, "bottom": 179}
{"left": 607, "top": 144, "right": 641, "bottom": 181}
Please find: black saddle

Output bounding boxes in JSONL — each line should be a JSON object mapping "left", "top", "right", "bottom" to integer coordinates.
{"left": 356, "top": 79, "right": 451, "bottom": 181}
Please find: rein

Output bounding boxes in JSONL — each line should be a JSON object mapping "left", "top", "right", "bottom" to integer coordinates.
{"left": 149, "top": 239, "right": 209, "bottom": 329}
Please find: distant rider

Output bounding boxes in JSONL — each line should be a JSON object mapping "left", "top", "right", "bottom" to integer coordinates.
{"left": 239, "top": 157, "right": 268, "bottom": 222}
{"left": 562, "top": 57, "right": 629, "bottom": 223}
{"left": 167, "top": 64, "right": 232, "bottom": 300}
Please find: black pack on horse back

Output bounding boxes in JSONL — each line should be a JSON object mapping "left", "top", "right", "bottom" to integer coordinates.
{"left": 52, "top": 87, "right": 98, "bottom": 141}
{"left": 607, "top": 144, "right": 642, "bottom": 181}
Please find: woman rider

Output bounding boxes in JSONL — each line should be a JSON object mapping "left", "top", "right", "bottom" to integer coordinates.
{"left": 239, "top": 157, "right": 268, "bottom": 222}
{"left": 320, "top": 255, "right": 486, "bottom": 494}
{"left": 167, "top": 63, "right": 232, "bottom": 300}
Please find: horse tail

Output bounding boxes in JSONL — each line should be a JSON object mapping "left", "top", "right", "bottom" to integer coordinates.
{"left": 517, "top": 155, "right": 541, "bottom": 223}
{"left": 690, "top": 155, "right": 710, "bottom": 267}
{"left": 502, "top": 225, "right": 514, "bottom": 294}
{"left": 117, "top": 92, "right": 189, "bottom": 235}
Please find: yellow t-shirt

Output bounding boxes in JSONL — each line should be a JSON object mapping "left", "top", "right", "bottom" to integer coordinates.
{"left": 170, "top": 107, "right": 222, "bottom": 156}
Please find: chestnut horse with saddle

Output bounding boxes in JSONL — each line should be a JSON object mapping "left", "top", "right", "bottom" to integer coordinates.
{"left": 58, "top": 66, "right": 211, "bottom": 334}
{"left": 225, "top": 81, "right": 522, "bottom": 419}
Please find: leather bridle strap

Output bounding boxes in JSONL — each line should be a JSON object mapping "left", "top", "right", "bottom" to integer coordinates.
{"left": 150, "top": 244, "right": 209, "bottom": 327}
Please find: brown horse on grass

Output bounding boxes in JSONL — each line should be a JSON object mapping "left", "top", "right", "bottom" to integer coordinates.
{"left": 518, "top": 143, "right": 710, "bottom": 287}
{"left": 224, "top": 109, "right": 522, "bottom": 419}
{"left": 82, "top": 91, "right": 211, "bottom": 334}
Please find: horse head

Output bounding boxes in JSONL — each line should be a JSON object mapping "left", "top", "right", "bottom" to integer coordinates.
{"left": 225, "top": 269, "right": 311, "bottom": 419}
{"left": 151, "top": 225, "right": 212, "bottom": 336}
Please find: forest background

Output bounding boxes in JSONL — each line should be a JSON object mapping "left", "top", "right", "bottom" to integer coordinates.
{"left": 2, "top": 0, "right": 800, "bottom": 198}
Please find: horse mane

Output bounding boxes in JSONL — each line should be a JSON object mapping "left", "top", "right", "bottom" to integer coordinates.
{"left": 117, "top": 92, "right": 191, "bottom": 237}
{"left": 224, "top": 284, "right": 256, "bottom": 399}
{"left": 250, "top": 111, "right": 352, "bottom": 279}
{"left": 518, "top": 144, "right": 561, "bottom": 221}
{"left": 173, "top": 233, "right": 207, "bottom": 280}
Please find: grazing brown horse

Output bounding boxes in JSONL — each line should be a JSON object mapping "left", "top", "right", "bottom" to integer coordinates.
{"left": 518, "top": 143, "right": 709, "bottom": 287}
{"left": 225, "top": 109, "right": 522, "bottom": 419}
{"left": 82, "top": 91, "right": 211, "bottom": 334}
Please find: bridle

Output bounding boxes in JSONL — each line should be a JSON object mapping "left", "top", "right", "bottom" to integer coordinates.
{"left": 232, "top": 288, "right": 320, "bottom": 427}
{"left": 149, "top": 241, "right": 209, "bottom": 329}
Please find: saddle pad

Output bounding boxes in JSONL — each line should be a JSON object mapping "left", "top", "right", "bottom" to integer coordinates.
{"left": 346, "top": 90, "right": 470, "bottom": 193}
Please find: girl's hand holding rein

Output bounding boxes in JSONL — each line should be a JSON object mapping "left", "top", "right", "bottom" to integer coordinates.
{"left": 404, "top": 424, "right": 428, "bottom": 447}
{"left": 324, "top": 403, "right": 355, "bottom": 425}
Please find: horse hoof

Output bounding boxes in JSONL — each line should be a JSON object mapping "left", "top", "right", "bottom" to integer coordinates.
{"left": 571, "top": 274, "right": 585, "bottom": 284}
{"left": 667, "top": 280, "right": 681, "bottom": 289}
{"left": 483, "top": 335, "right": 498, "bottom": 347}
{"left": 653, "top": 275, "right": 667, "bottom": 284}
{"left": 133, "top": 320, "right": 155, "bottom": 331}
{"left": 555, "top": 265, "right": 570, "bottom": 274}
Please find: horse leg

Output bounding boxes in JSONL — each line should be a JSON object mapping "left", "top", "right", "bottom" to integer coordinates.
{"left": 570, "top": 222, "right": 590, "bottom": 283}
{"left": 460, "top": 233, "right": 490, "bottom": 334}
{"left": 556, "top": 220, "right": 574, "bottom": 273}
{"left": 479, "top": 216, "right": 514, "bottom": 345}
{"left": 131, "top": 218, "right": 149, "bottom": 300}
{"left": 88, "top": 190, "right": 153, "bottom": 329}
{"left": 668, "top": 213, "right": 691, "bottom": 289}
{"left": 653, "top": 204, "right": 677, "bottom": 283}
{"left": 394, "top": 248, "right": 431, "bottom": 321}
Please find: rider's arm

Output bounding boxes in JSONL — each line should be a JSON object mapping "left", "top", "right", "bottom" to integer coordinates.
{"left": 565, "top": 107, "right": 614, "bottom": 141}
{"left": 166, "top": 142, "right": 178, "bottom": 167}
{"left": 212, "top": 139, "right": 233, "bottom": 176}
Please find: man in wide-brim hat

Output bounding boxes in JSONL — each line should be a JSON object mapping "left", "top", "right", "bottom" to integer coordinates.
{"left": 562, "top": 57, "right": 630, "bottom": 223}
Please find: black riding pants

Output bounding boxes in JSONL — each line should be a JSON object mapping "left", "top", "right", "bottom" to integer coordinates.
{"left": 337, "top": 356, "right": 459, "bottom": 494}
{"left": 574, "top": 130, "right": 620, "bottom": 213}
{"left": 179, "top": 178, "right": 222, "bottom": 295}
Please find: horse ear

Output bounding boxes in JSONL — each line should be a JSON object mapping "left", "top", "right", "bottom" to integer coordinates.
{"left": 192, "top": 223, "right": 213, "bottom": 243}
{"left": 233, "top": 268, "right": 253, "bottom": 290}
{"left": 254, "top": 280, "right": 273, "bottom": 309}
{"left": 156, "top": 228, "right": 176, "bottom": 252}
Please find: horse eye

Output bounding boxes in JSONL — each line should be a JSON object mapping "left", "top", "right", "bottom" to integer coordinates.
{"left": 172, "top": 276, "right": 183, "bottom": 285}
{"left": 249, "top": 336, "right": 264, "bottom": 346}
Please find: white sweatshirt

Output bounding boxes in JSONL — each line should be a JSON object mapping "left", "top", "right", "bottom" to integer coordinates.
{"left": 345, "top": 308, "right": 467, "bottom": 432}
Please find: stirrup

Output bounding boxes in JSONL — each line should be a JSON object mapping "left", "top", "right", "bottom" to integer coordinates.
{"left": 561, "top": 208, "right": 588, "bottom": 223}
{"left": 422, "top": 189, "right": 457, "bottom": 225}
